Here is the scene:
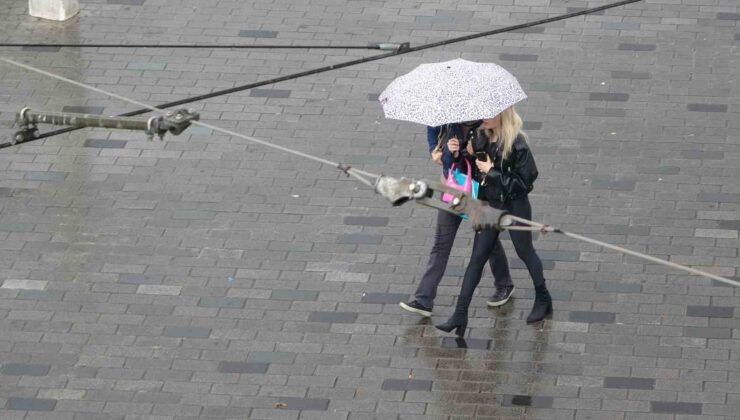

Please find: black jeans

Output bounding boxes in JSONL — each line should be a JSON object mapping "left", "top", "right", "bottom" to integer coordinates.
{"left": 459, "top": 196, "right": 546, "bottom": 300}
{"left": 414, "top": 209, "right": 512, "bottom": 309}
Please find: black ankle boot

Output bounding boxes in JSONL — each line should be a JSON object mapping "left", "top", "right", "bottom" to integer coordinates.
{"left": 436, "top": 295, "right": 471, "bottom": 337}
{"left": 526, "top": 285, "right": 552, "bottom": 324}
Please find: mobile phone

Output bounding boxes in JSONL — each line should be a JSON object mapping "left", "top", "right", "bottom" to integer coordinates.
{"left": 475, "top": 151, "right": 488, "bottom": 161}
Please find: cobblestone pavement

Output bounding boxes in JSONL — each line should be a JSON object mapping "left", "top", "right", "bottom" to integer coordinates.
{"left": 0, "top": 0, "right": 739, "bottom": 418}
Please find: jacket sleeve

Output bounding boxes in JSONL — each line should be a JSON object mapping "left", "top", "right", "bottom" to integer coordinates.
{"left": 484, "top": 139, "right": 538, "bottom": 200}
{"left": 426, "top": 126, "right": 440, "bottom": 153}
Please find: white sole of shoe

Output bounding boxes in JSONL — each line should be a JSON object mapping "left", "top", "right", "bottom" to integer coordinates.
{"left": 399, "top": 302, "right": 432, "bottom": 317}
{"left": 486, "top": 287, "right": 515, "bottom": 307}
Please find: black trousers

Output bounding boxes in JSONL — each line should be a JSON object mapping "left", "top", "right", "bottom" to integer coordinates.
{"left": 414, "top": 209, "right": 512, "bottom": 309}
{"left": 460, "top": 196, "right": 546, "bottom": 300}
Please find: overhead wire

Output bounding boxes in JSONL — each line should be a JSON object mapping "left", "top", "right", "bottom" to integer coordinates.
{"left": 0, "top": 0, "right": 642, "bottom": 148}
{"left": 1, "top": 54, "right": 737, "bottom": 288}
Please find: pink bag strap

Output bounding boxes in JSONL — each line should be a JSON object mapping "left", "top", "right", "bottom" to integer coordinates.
{"left": 448, "top": 159, "right": 472, "bottom": 189}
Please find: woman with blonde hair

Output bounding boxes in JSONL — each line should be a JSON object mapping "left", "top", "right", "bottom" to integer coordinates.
{"left": 436, "top": 106, "right": 551, "bottom": 336}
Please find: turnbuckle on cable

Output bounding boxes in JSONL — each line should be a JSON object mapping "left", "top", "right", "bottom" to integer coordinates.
{"left": 373, "top": 175, "right": 513, "bottom": 231}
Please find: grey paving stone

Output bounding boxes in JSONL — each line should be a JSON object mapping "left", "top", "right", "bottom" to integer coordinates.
{"left": 107, "top": 0, "right": 145, "bottom": 4}
{"left": 538, "top": 251, "right": 581, "bottom": 262}
{"left": 522, "top": 121, "right": 542, "bottom": 130}
{"left": 61, "top": 106, "right": 105, "bottom": 115}
{"left": 16, "top": 290, "right": 64, "bottom": 301}
{"left": 25, "top": 171, "right": 66, "bottom": 181}
{"left": 337, "top": 234, "right": 382, "bottom": 245}
{"left": 584, "top": 108, "right": 626, "bottom": 118}
{"left": 247, "top": 351, "right": 296, "bottom": 364}
{"left": 271, "top": 289, "right": 319, "bottom": 301}
{"left": 603, "top": 21, "right": 640, "bottom": 30}
{"left": 1, "top": 279, "right": 47, "bottom": 290}
{"left": 127, "top": 62, "right": 166, "bottom": 71}
{"left": 603, "top": 225, "right": 651, "bottom": 236}
{"left": 217, "top": 361, "right": 268, "bottom": 374}
{"left": 589, "top": 93, "right": 629, "bottom": 102}
{"left": 590, "top": 179, "right": 636, "bottom": 191}
{"left": 361, "top": 293, "right": 408, "bottom": 304}
{"left": 502, "top": 395, "right": 554, "bottom": 408}
{"left": 163, "top": 326, "right": 211, "bottom": 338}
{"left": 84, "top": 139, "right": 127, "bottom": 149}
{"left": 308, "top": 311, "right": 358, "bottom": 323}
{"left": 683, "top": 327, "right": 732, "bottom": 339}
{"left": 568, "top": 311, "right": 616, "bottom": 324}
{"left": 5, "top": 397, "right": 57, "bottom": 411}
{"left": 381, "top": 379, "right": 433, "bottom": 391}
{"left": 686, "top": 306, "right": 734, "bottom": 318}
{"left": 650, "top": 401, "right": 702, "bottom": 414}
{"left": 698, "top": 192, "right": 740, "bottom": 203}
{"left": 529, "top": 82, "right": 571, "bottom": 92}
{"left": 278, "top": 397, "right": 329, "bottom": 411}
{"left": 618, "top": 43, "right": 656, "bottom": 51}
{"left": 687, "top": 104, "right": 728, "bottom": 113}
{"left": 343, "top": 216, "right": 389, "bottom": 227}
{"left": 680, "top": 151, "right": 724, "bottom": 160}
{"left": 604, "top": 377, "right": 655, "bottom": 390}
{"left": 249, "top": 89, "right": 291, "bottom": 98}
{"left": 717, "top": 13, "right": 740, "bottom": 20}
{"left": 198, "top": 296, "right": 245, "bottom": 308}
{"left": 610, "top": 71, "right": 651, "bottom": 79}
{"left": 238, "top": 29, "right": 278, "bottom": 38}
{"left": 1, "top": 363, "right": 50, "bottom": 376}
{"left": 499, "top": 53, "right": 538, "bottom": 62}
{"left": 172, "top": 210, "right": 215, "bottom": 220}
{"left": 118, "top": 274, "right": 162, "bottom": 285}
{"left": 441, "top": 337, "right": 490, "bottom": 350}
{"left": 636, "top": 166, "right": 680, "bottom": 175}
{"left": 367, "top": 93, "right": 380, "bottom": 101}
{"left": 416, "top": 15, "right": 455, "bottom": 24}
{"left": 597, "top": 282, "right": 642, "bottom": 293}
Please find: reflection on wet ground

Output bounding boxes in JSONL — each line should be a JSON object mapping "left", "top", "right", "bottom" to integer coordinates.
{"left": 403, "top": 301, "right": 553, "bottom": 418}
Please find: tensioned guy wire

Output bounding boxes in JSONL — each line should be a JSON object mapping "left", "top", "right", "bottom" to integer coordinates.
{"left": 1, "top": 55, "right": 737, "bottom": 289}
{"left": 0, "top": 43, "right": 401, "bottom": 50}
{"left": 0, "top": 0, "right": 642, "bottom": 148}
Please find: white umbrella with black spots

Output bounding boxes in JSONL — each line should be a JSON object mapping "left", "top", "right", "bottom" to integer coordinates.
{"left": 379, "top": 58, "right": 527, "bottom": 126}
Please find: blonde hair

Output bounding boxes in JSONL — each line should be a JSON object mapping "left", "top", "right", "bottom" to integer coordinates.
{"left": 482, "top": 106, "right": 526, "bottom": 160}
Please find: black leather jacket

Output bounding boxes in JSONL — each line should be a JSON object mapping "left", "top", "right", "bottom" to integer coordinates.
{"left": 461, "top": 133, "right": 538, "bottom": 204}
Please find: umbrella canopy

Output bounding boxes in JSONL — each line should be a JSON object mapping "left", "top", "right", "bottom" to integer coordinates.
{"left": 379, "top": 58, "right": 526, "bottom": 127}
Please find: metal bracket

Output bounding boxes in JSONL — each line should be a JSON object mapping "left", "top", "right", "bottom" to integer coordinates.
{"left": 12, "top": 107, "right": 200, "bottom": 144}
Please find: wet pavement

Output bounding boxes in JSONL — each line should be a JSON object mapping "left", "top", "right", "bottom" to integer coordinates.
{"left": 0, "top": 0, "right": 739, "bottom": 419}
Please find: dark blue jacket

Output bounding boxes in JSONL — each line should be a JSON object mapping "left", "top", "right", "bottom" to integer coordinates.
{"left": 427, "top": 124, "right": 471, "bottom": 177}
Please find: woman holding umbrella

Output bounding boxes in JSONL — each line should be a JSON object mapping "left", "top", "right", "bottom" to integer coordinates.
{"left": 436, "top": 105, "right": 552, "bottom": 336}
{"left": 399, "top": 120, "right": 515, "bottom": 318}
{"left": 379, "top": 59, "right": 548, "bottom": 332}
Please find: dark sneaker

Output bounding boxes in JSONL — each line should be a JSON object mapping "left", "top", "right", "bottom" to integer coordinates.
{"left": 487, "top": 286, "right": 515, "bottom": 307}
{"left": 399, "top": 300, "right": 432, "bottom": 317}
